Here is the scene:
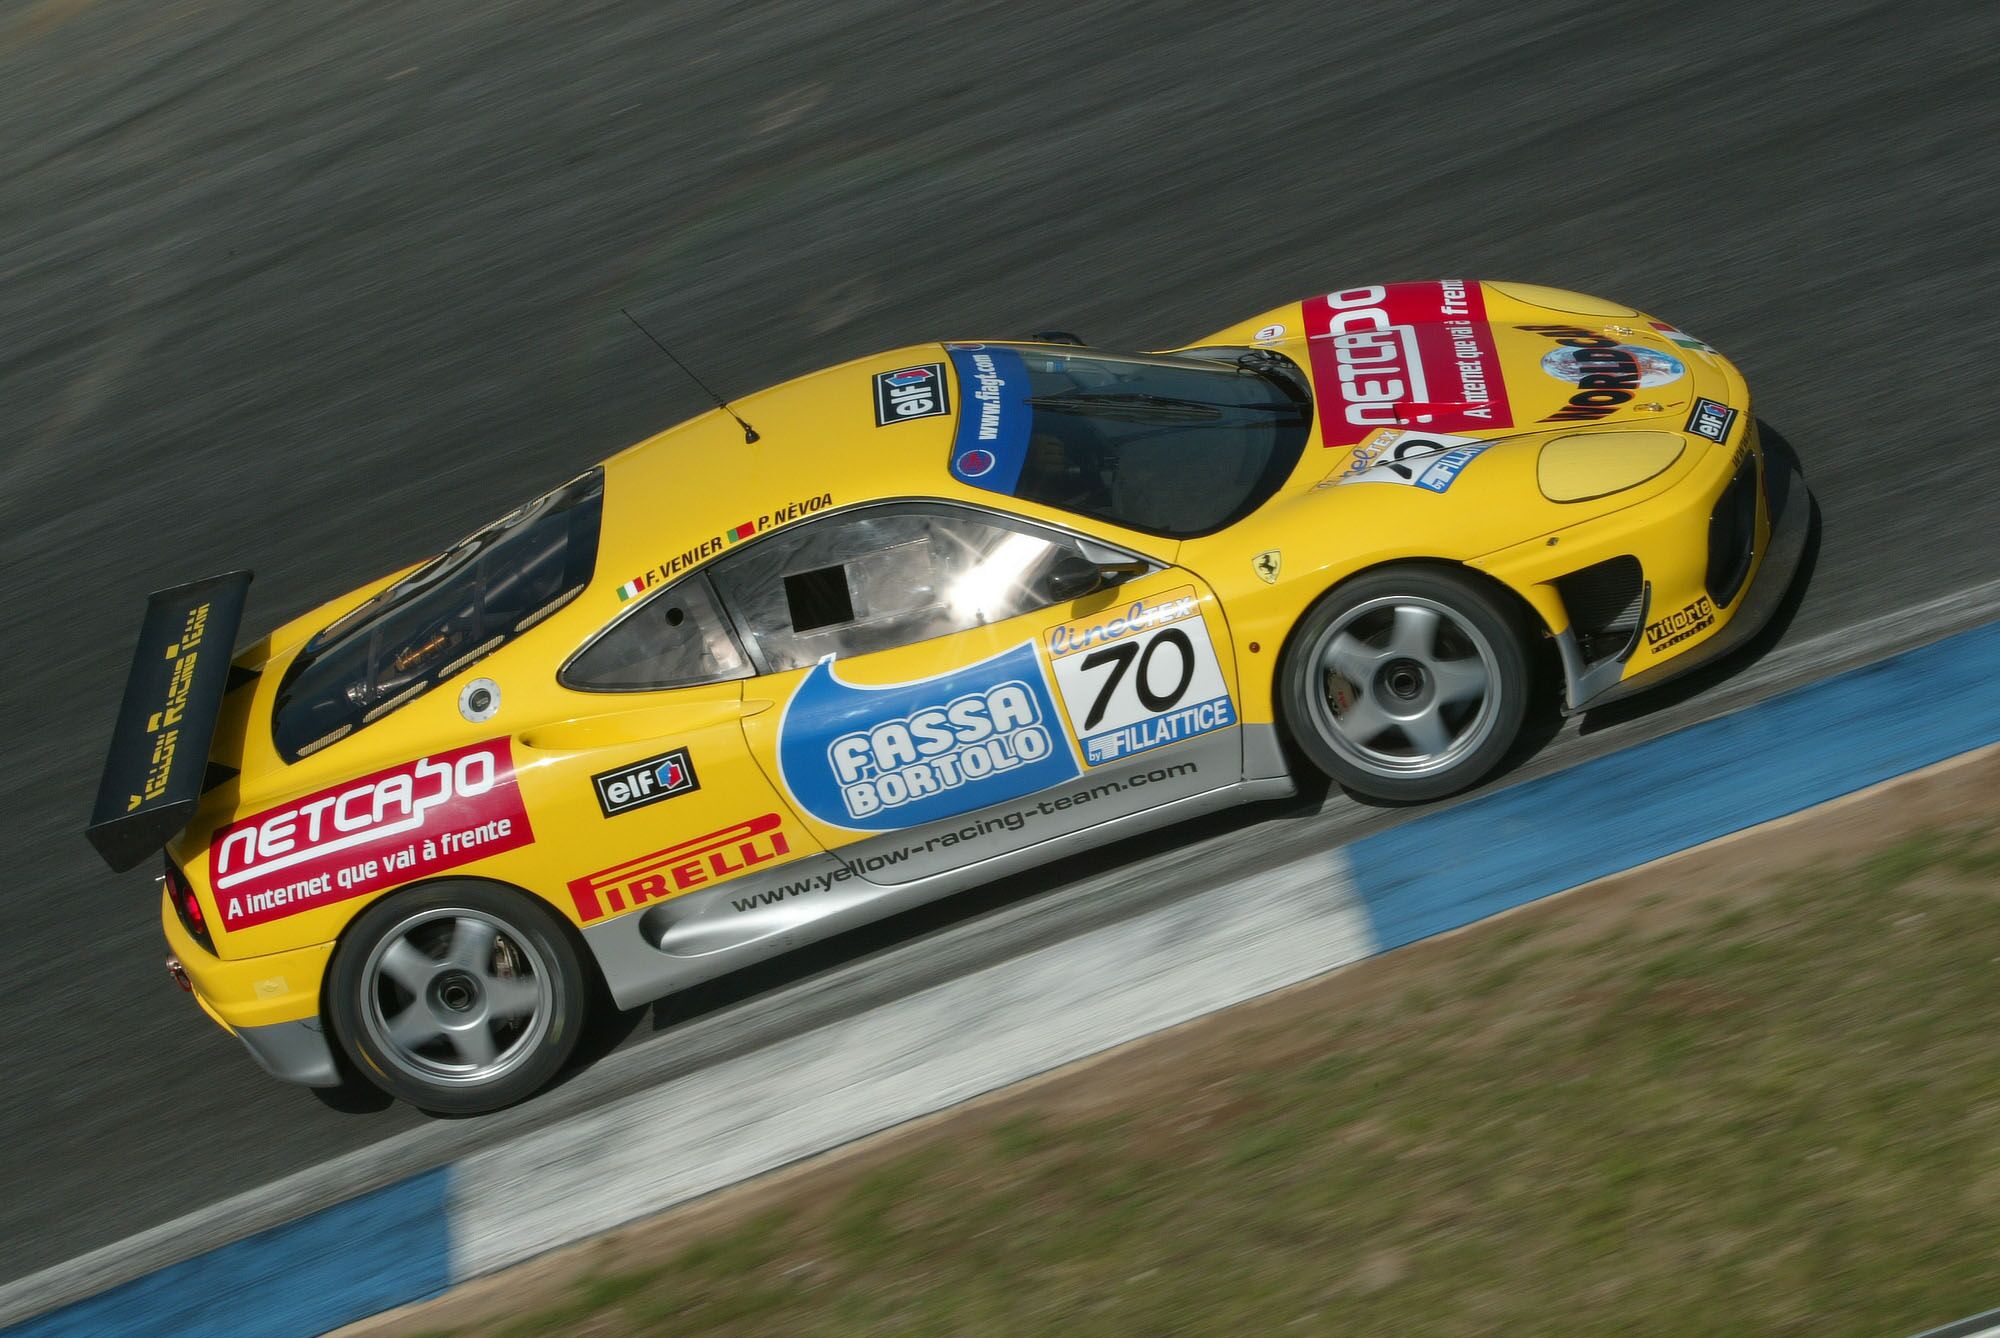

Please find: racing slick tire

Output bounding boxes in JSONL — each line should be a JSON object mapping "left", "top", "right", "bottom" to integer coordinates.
{"left": 327, "top": 880, "right": 587, "bottom": 1115}
{"left": 1279, "top": 564, "right": 1530, "bottom": 803}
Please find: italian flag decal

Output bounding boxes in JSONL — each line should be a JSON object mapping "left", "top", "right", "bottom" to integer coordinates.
{"left": 616, "top": 577, "right": 647, "bottom": 602}
{"left": 1650, "top": 321, "right": 1716, "bottom": 353}
{"left": 726, "top": 521, "right": 756, "bottom": 544}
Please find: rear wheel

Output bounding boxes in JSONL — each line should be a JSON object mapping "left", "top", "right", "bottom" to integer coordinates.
{"left": 327, "top": 881, "right": 586, "bottom": 1115}
{"left": 1279, "top": 565, "right": 1530, "bottom": 802}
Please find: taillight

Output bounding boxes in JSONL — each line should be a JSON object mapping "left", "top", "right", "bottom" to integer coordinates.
{"left": 165, "top": 858, "right": 215, "bottom": 954}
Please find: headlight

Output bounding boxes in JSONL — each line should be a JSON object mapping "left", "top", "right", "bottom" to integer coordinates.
{"left": 1537, "top": 431, "right": 1686, "bottom": 503}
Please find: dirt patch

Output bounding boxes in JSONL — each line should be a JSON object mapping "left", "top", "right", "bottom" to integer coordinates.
{"left": 346, "top": 745, "right": 2000, "bottom": 1338}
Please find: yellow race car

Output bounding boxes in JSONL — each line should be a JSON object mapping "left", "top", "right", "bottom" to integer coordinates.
{"left": 86, "top": 280, "right": 1809, "bottom": 1113}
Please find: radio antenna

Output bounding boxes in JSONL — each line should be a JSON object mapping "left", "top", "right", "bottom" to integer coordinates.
{"left": 620, "top": 307, "right": 760, "bottom": 443}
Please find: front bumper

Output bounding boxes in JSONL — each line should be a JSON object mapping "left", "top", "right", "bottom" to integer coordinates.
{"left": 1559, "top": 433, "right": 1810, "bottom": 713}
{"left": 161, "top": 890, "right": 344, "bottom": 1088}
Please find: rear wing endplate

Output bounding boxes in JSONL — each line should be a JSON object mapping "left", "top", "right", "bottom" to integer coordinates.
{"left": 86, "top": 572, "right": 254, "bottom": 872}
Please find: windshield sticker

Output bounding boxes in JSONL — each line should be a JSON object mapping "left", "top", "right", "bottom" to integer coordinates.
{"left": 1302, "top": 282, "right": 1514, "bottom": 448}
{"left": 1046, "top": 588, "right": 1234, "bottom": 766}
{"left": 777, "top": 642, "right": 1079, "bottom": 830}
{"left": 208, "top": 739, "right": 534, "bottom": 931}
{"left": 1320, "top": 428, "right": 1494, "bottom": 494}
{"left": 945, "top": 346, "right": 1033, "bottom": 495}
{"left": 874, "top": 363, "right": 950, "bottom": 425}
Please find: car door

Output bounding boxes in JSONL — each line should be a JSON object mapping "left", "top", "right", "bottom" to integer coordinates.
{"left": 707, "top": 500, "right": 1245, "bottom": 885}
{"left": 546, "top": 572, "right": 825, "bottom": 930}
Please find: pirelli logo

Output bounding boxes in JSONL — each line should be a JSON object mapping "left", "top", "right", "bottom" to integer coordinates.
{"left": 1645, "top": 596, "right": 1716, "bottom": 652}
{"left": 567, "top": 813, "right": 791, "bottom": 924}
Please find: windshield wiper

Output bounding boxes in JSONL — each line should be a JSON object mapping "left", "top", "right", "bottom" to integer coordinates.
{"left": 1233, "top": 349, "right": 1313, "bottom": 407}
{"left": 1025, "top": 391, "right": 1302, "bottom": 423}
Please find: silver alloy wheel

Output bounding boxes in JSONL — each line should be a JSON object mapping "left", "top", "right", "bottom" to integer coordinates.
{"left": 1301, "top": 593, "right": 1503, "bottom": 780}
{"left": 357, "top": 906, "right": 555, "bottom": 1088}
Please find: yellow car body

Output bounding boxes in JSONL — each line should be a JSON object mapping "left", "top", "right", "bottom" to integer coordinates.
{"left": 95, "top": 280, "right": 1808, "bottom": 1106}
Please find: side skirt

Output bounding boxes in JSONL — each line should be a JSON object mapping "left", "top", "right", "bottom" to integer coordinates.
{"left": 581, "top": 774, "right": 1295, "bottom": 1010}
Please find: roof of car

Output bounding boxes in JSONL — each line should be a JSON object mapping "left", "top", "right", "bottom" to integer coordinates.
{"left": 591, "top": 343, "right": 1040, "bottom": 596}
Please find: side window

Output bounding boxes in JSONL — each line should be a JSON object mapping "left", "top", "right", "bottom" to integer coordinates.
{"left": 563, "top": 573, "right": 749, "bottom": 691}
{"left": 709, "top": 505, "right": 1098, "bottom": 673}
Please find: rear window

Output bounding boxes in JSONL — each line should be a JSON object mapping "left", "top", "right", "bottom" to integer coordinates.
{"left": 271, "top": 469, "right": 604, "bottom": 761}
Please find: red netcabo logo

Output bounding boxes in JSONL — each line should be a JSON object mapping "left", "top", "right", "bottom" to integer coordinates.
{"left": 207, "top": 738, "right": 534, "bottom": 930}
{"left": 1300, "top": 281, "right": 1514, "bottom": 448}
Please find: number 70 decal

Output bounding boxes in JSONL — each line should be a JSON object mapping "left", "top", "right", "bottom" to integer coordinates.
{"left": 1044, "top": 588, "right": 1236, "bottom": 766}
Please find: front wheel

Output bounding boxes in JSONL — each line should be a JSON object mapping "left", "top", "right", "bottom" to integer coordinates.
{"left": 327, "top": 881, "right": 587, "bottom": 1115}
{"left": 1279, "top": 565, "right": 1531, "bottom": 803}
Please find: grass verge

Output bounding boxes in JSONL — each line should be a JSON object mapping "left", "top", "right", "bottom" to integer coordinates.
{"left": 387, "top": 803, "right": 2000, "bottom": 1337}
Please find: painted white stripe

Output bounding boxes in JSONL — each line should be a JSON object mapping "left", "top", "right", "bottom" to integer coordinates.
{"left": 450, "top": 849, "right": 1374, "bottom": 1277}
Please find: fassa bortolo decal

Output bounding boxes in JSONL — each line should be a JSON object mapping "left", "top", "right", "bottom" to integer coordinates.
{"left": 778, "top": 642, "right": 1079, "bottom": 830}
{"left": 1045, "top": 588, "right": 1234, "bottom": 766}
{"left": 1302, "top": 281, "right": 1514, "bottom": 448}
{"left": 208, "top": 739, "right": 533, "bottom": 930}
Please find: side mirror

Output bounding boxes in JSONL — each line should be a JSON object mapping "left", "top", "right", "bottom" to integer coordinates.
{"left": 1046, "top": 542, "right": 1151, "bottom": 603}
{"left": 1045, "top": 549, "right": 1107, "bottom": 602}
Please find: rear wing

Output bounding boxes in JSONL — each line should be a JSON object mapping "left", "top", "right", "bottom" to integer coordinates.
{"left": 86, "top": 572, "right": 254, "bottom": 873}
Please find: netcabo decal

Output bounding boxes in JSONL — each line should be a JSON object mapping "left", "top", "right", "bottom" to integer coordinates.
{"left": 208, "top": 739, "right": 533, "bottom": 931}
{"left": 1046, "top": 589, "right": 1234, "bottom": 766}
{"left": 874, "top": 363, "right": 950, "bottom": 425}
{"left": 1325, "top": 427, "right": 1494, "bottom": 494}
{"left": 617, "top": 493, "right": 835, "bottom": 599}
{"left": 1685, "top": 397, "right": 1738, "bottom": 444}
{"left": 778, "top": 642, "right": 1079, "bottom": 830}
{"left": 568, "top": 813, "right": 791, "bottom": 923}
{"left": 1521, "top": 325, "right": 1684, "bottom": 423}
{"left": 592, "top": 746, "right": 698, "bottom": 818}
{"left": 1301, "top": 282, "right": 1514, "bottom": 449}
{"left": 944, "top": 345, "right": 1033, "bottom": 495}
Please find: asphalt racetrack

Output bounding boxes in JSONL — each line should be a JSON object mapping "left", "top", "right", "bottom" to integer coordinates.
{"left": 2, "top": 0, "right": 1996, "bottom": 1281}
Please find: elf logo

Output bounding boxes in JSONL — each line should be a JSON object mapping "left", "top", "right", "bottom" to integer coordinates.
{"left": 873, "top": 362, "right": 951, "bottom": 425}
{"left": 591, "top": 746, "right": 699, "bottom": 818}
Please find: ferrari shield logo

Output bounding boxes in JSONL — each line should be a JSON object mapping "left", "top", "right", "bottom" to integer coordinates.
{"left": 1252, "top": 550, "right": 1281, "bottom": 585}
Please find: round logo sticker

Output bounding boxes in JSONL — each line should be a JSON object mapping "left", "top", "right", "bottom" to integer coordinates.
{"left": 1541, "top": 344, "right": 1685, "bottom": 388}
{"left": 1254, "top": 323, "right": 1286, "bottom": 341}
{"left": 956, "top": 448, "right": 997, "bottom": 477}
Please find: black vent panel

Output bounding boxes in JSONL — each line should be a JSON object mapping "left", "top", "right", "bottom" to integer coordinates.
{"left": 1555, "top": 556, "right": 1645, "bottom": 664}
{"left": 1707, "top": 453, "right": 1760, "bottom": 609}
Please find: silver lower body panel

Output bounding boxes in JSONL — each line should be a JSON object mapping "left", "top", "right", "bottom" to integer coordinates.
{"left": 583, "top": 741, "right": 1294, "bottom": 1010}
{"left": 236, "top": 1015, "right": 343, "bottom": 1088}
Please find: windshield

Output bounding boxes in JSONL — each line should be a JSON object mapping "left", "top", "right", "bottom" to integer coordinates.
{"left": 272, "top": 469, "right": 604, "bottom": 761}
{"left": 944, "top": 345, "right": 1311, "bottom": 536}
